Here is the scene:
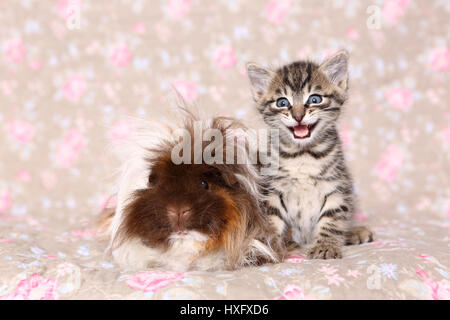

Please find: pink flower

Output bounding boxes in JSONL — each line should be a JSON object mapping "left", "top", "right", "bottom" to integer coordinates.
{"left": 17, "top": 170, "right": 32, "bottom": 182}
{"left": 326, "top": 273, "right": 345, "bottom": 286}
{"left": 0, "top": 274, "right": 58, "bottom": 300}
{"left": 386, "top": 88, "right": 413, "bottom": 110}
{"left": 276, "top": 285, "right": 314, "bottom": 300}
{"left": 8, "top": 120, "right": 35, "bottom": 144}
{"left": 155, "top": 23, "right": 172, "bottom": 42}
{"left": 109, "top": 120, "right": 133, "bottom": 142}
{"left": 133, "top": 22, "right": 146, "bottom": 34}
{"left": 347, "top": 269, "right": 360, "bottom": 278}
{"left": 319, "top": 265, "right": 338, "bottom": 275}
{"left": 215, "top": 46, "right": 237, "bottom": 70}
{"left": 415, "top": 198, "right": 430, "bottom": 211}
{"left": 55, "top": 0, "right": 82, "bottom": 19}
{"left": 72, "top": 228, "right": 96, "bottom": 239}
{"left": 382, "top": 0, "right": 410, "bottom": 25}
{"left": 55, "top": 129, "right": 85, "bottom": 168}
{"left": 425, "top": 88, "right": 443, "bottom": 105}
{"left": 355, "top": 211, "right": 368, "bottom": 222}
{"left": 284, "top": 254, "right": 306, "bottom": 263}
{"left": 126, "top": 271, "right": 184, "bottom": 292}
{"left": 434, "top": 280, "right": 450, "bottom": 300}
{"left": 442, "top": 127, "right": 450, "bottom": 147}
{"left": 62, "top": 75, "right": 87, "bottom": 101}
{"left": 417, "top": 254, "right": 433, "bottom": 262}
{"left": 43, "top": 255, "right": 57, "bottom": 259}
{"left": 28, "top": 60, "right": 42, "bottom": 71}
{"left": 168, "top": 0, "right": 192, "bottom": 20}
{"left": 265, "top": 0, "right": 292, "bottom": 26}
{"left": 374, "top": 144, "right": 405, "bottom": 183}
{"left": 110, "top": 44, "right": 132, "bottom": 67}
{"left": 0, "top": 190, "right": 12, "bottom": 214}
{"left": 4, "top": 39, "right": 26, "bottom": 63}
{"left": 173, "top": 80, "right": 198, "bottom": 102}
{"left": 416, "top": 268, "right": 450, "bottom": 300}
{"left": 430, "top": 47, "right": 450, "bottom": 72}
{"left": 346, "top": 28, "right": 360, "bottom": 40}
{"left": 56, "top": 262, "right": 77, "bottom": 277}
{"left": 40, "top": 171, "right": 57, "bottom": 189}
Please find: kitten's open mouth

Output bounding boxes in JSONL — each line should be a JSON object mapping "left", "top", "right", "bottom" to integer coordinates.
{"left": 289, "top": 121, "right": 319, "bottom": 139}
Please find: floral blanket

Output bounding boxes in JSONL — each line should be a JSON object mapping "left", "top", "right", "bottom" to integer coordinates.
{"left": 0, "top": 0, "right": 449, "bottom": 300}
{"left": 0, "top": 212, "right": 448, "bottom": 299}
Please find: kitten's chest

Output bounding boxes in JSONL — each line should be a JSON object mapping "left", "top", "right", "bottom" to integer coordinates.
{"left": 274, "top": 168, "right": 328, "bottom": 217}
{"left": 279, "top": 154, "right": 336, "bottom": 202}
{"left": 270, "top": 156, "right": 338, "bottom": 242}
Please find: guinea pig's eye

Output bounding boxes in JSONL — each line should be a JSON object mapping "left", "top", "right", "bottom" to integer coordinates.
{"left": 148, "top": 173, "right": 157, "bottom": 185}
{"left": 307, "top": 94, "right": 322, "bottom": 105}
{"left": 201, "top": 181, "right": 209, "bottom": 190}
{"left": 276, "top": 97, "right": 290, "bottom": 108}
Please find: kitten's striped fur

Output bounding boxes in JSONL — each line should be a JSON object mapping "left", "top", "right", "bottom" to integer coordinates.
{"left": 246, "top": 51, "right": 373, "bottom": 259}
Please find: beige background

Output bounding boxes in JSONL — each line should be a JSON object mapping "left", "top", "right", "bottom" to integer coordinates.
{"left": 0, "top": 0, "right": 449, "bottom": 299}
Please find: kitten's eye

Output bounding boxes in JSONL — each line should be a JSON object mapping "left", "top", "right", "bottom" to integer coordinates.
{"left": 276, "top": 97, "right": 290, "bottom": 108}
{"left": 307, "top": 94, "right": 322, "bottom": 104}
{"left": 201, "top": 181, "right": 209, "bottom": 190}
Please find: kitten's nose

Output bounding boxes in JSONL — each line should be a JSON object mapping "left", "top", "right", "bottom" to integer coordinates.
{"left": 293, "top": 114, "right": 304, "bottom": 123}
{"left": 291, "top": 106, "right": 305, "bottom": 123}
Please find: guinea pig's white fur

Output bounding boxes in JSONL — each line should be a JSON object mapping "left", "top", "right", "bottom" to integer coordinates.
{"left": 111, "top": 232, "right": 225, "bottom": 272}
{"left": 111, "top": 232, "right": 278, "bottom": 272}
{"left": 103, "top": 105, "right": 278, "bottom": 272}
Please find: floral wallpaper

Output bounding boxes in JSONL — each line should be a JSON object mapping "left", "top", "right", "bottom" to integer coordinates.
{"left": 0, "top": 0, "right": 449, "bottom": 300}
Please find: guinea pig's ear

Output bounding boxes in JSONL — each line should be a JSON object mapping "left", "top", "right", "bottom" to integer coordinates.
{"left": 221, "top": 170, "right": 239, "bottom": 187}
{"left": 211, "top": 164, "right": 238, "bottom": 187}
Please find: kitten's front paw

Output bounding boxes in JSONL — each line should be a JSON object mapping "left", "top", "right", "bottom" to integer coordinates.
{"left": 345, "top": 226, "right": 374, "bottom": 245}
{"left": 307, "top": 243, "right": 342, "bottom": 260}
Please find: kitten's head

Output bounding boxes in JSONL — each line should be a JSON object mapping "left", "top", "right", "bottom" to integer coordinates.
{"left": 246, "top": 50, "right": 349, "bottom": 148}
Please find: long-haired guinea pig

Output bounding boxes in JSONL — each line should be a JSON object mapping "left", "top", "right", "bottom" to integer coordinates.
{"left": 99, "top": 108, "right": 285, "bottom": 272}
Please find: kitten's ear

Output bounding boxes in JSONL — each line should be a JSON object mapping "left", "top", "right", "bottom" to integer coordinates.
{"left": 319, "top": 50, "right": 349, "bottom": 91}
{"left": 246, "top": 62, "right": 274, "bottom": 101}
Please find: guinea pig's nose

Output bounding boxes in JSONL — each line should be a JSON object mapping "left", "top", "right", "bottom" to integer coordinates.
{"left": 167, "top": 205, "right": 191, "bottom": 231}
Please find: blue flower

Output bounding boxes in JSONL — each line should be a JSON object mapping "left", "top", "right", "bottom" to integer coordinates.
{"left": 99, "top": 261, "right": 114, "bottom": 269}
{"left": 379, "top": 263, "right": 398, "bottom": 280}
{"left": 435, "top": 267, "right": 448, "bottom": 279}
{"left": 77, "top": 245, "right": 90, "bottom": 257}
{"left": 279, "top": 268, "right": 302, "bottom": 277}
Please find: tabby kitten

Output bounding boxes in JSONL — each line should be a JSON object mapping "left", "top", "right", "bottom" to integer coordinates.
{"left": 246, "top": 50, "right": 373, "bottom": 259}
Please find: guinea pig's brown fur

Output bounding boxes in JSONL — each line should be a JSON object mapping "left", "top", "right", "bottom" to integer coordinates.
{"left": 103, "top": 109, "right": 285, "bottom": 271}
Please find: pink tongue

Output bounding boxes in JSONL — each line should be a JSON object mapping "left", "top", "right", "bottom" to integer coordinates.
{"left": 293, "top": 125, "right": 309, "bottom": 138}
